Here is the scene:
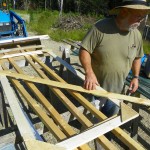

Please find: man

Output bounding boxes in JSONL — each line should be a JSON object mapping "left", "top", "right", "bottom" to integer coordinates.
{"left": 79, "top": 0, "right": 150, "bottom": 117}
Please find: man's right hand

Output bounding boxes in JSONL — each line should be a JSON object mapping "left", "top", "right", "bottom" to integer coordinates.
{"left": 84, "top": 72, "right": 100, "bottom": 90}
{"left": 79, "top": 48, "right": 99, "bottom": 90}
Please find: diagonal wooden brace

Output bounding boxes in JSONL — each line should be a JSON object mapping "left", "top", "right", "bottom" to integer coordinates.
{"left": 0, "top": 70, "right": 149, "bottom": 106}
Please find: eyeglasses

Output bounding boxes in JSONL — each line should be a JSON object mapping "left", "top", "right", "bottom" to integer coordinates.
{"left": 135, "top": 14, "right": 147, "bottom": 20}
{"left": 128, "top": 10, "right": 148, "bottom": 22}
{"left": 128, "top": 9, "right": 147, "bottom": 20}
{"left": 135, "top": 15, "right": 147, "bottom": 23}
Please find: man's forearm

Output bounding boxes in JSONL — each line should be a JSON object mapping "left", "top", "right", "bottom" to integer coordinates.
{"left": 79, "top": 48, "right": 94, "bottom": 74}
{"left": 129, "top": 57, "right": 141, "bottom": 93}
{"left": 79, "top": 48, "right": 99, "bottom": 90}
{"left": 131, "top": 57, "right": 141, "bottom": 76}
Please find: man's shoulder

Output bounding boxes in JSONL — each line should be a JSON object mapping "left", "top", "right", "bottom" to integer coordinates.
{"left": 132, "top": 29, "right": 142, "bottom": 38}
{"left": 94, "top": 17, "right": 116, "bottom": 33}
{"left": 95, "top": 18, "right": 113, "bottom": 26}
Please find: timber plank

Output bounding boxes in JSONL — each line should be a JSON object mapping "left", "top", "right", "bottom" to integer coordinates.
{"left": 7, "top": 77, "right": 67, "bottom": 140}
{"left": 0, "top": 75, "right": 43, "bottom": 141}
{"left": 120, "top": 102, "right": 138, "bottom": 122}
{"left": 46, "top": 51, "right": 121, "bottom": 106}
{"left": 57, "top": 115, "right": 138, "bottom": 150}
{"left": 25, "top": 140, "right": 66, "bottom": 150}
{"left": 24, "top": 54, "right": 117, "bottom": 150}
{"left": 3, "top": 55, "right": 91, "bottom": 150}
{"left": 0, "top": 50, "right": 43, "bottom": 59}
{"left": 0, "top": 70, "right": 149, "bottom": 106}
{"left": 0, "top": 35, "right": 49, "bottom": 44}
{"left": 0, "top": 62, "right": 67, "bottom": 141}
{"left": 30, "top": 55, "right": 120, "bottom": 150}
{"left": 23, "top": 52, "right": 93, "bottom": 128}
{"left": 0, "top": 45, "right": 44, "bottom": 54}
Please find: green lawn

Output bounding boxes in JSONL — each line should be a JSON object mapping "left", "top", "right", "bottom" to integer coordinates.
{"left": 20, "top": 10, "right": 150, "bottom": 53}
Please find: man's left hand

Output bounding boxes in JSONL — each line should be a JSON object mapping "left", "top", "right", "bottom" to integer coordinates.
{"left": 129, "top": 78, "right": 139, "bottom": 93}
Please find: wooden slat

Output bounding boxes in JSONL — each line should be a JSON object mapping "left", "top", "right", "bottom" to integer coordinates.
{"left": 57, "top": 114, "right": 138, "bottom": 150}
{"left": 0, "top": 70, "right": 149, "bottom": 106}
{"left": 0, "top": 50, "right": 43, "bottom": 59}
{"left": 0, "top": 35, "right": 49, "bottom": 44}
{"left": 0, "top": 45, "right": 44, "bottom": 54}
{"left": 8, "top": 77, "right": 67, "bottom": 140}
{"left": 31, "top": 53, "right": 145, "bottom": 150}
{"left": 21, "top": 51, "right": 91, "bottom": 150}
{"left": 30, "top": 55, "right": 120, "bottom": 150}
{"left": 0, "top": 74, "right": 42, "bottom": 141}
{"left": 0, "top": 62, "right": 67, "bottom": 141}
{"left": 25, "top": 140, "right": 66, "bottom": 150}
{"left": 120, "top": 102, "right": 138, "bottom": 122}
{"left": 24, "top": 52, "right": 112, "bottom": 150}
{"left": 46, "top": 50, "right": 120, "bottom": 106}
{"left": 23, "top": 52, "right": 92, "bottom": 128}
{"left": 3, "top": 54, "right": 90, "bottom": 150}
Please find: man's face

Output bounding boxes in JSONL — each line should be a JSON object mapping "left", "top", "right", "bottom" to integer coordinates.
{"left": 121, "top": 8, "right": 148, "bottom": 31}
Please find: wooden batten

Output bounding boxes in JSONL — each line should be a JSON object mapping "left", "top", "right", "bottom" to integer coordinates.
{"left": 0, "top": 70, "right": 43, "bottom": 142}
{"left": 0, "top": 53, "right": 91, "bottom": 149}
{"left": 25, "top": 140, "right": 66, "bottom": 150}
{"left": 0, "top": 70, "right": 149, "bottom": 106}
{"left": 0, "top": 45, "right": 44, "bottom": 54}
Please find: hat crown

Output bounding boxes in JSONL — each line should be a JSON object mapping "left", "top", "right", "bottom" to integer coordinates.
{"left": 122, "top": 0, "right": 146, "bottom": 2}
{"left": 109, "top": 0, "right": 150, "bottom": 15}
{"left": 120, "top": 0, "right": 148, "bottom": 7}
{"left": 121, "top": 0, "right": 147, "bottom": 5}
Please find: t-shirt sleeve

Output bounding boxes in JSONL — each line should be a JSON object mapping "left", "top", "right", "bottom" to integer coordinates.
{"left": 81, "top": 26, "right": 102, "bottom": 54}
{"left": 135, "top": 30, "right": 144, "bottom": 58}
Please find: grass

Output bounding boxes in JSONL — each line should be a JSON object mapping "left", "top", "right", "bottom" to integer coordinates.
{"left": 12, "top": 9, "right": 29, "bottom": 14}
{"left": 27, "top": 10, "right": 101, "bottom": 41}
{"left": 49, "top": 29, "right": 88, "bottom": 41}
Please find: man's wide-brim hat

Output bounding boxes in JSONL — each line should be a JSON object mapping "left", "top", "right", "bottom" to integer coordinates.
{"left": 109, "top": 0, "right": 150, "bottom": 14}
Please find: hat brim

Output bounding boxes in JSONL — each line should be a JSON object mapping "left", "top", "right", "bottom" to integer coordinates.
{"left": 109, "top": 5, "right": 150, "bottom": 15}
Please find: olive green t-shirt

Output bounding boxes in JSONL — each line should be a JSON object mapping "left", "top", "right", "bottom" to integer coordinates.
{"left": 81, "top": 18, "right": 144, "bottom": 93}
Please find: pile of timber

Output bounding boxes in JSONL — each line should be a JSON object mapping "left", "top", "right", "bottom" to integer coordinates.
{"left": 55, "top": 16, "right": 83, "bottom": 31}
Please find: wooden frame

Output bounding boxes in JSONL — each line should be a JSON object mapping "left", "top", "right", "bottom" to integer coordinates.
{"left": 0, "top": 44, "right": 145, "bottom": 150}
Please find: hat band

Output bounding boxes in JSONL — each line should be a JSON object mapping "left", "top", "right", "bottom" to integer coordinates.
{"left": 122, "top": 1, "right": 148, "bottom": 6}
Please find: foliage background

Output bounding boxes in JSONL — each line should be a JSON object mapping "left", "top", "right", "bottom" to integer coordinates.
{"left": 5, "top": 0, "right": 150, "bottom": 53}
